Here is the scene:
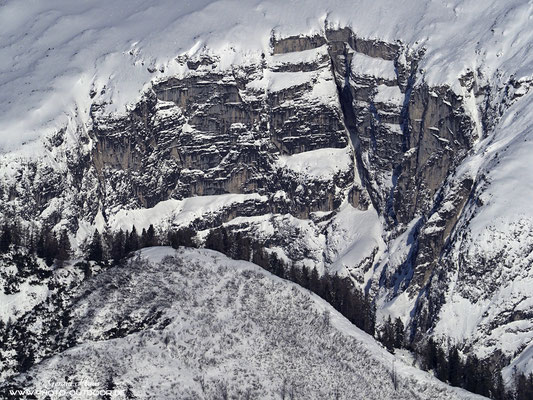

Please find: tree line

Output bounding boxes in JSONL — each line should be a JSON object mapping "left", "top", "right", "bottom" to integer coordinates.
{"left": 0, "top": 222, "right": 159, "bottom": 265}
{"left": 415, "top": 338, "right": 533, "bottom": 400}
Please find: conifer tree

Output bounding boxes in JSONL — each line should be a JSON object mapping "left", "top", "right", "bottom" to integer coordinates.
{"left": 125, "top": 384, "right": 136, "bottom": 399}
{"left": 492, "top": 371, "right": 506, "bottom": 400}
{"left": 88, "top": 230, "right": 104, "bottom": 262}
{"left": 0, "top": 223, "right": 11, "bottom": 252}
{"left": 15, "top": 344, "right": 35, "bottom": 373}
{"left": 309, "top": 267, "right": 320, "bottom": 294}
{"left": 125, "top": 226, "right": 140, "bottom": 253}
{"left": 25, "top": 225, "right": 36, "bottom": 254}
{"left": 363, "top": 296, "right": 376, "bottom": 336}
{"left": 320, "top": 273, "right": 333, "bottom": 303}
{"left": 43, "top": 230, "right": 59, "bottom": 266}
{"left": 288, "top": 263, "right": 298, "bottom": 282}
{"left": 141, "top": 228, "right": 147, "bottom": 247}
{"left": 56, "top": 229, "right": 71, "bottom": 263}
{"left": 145, "top": 224, "right": 157, "bottom": 247}
{"left": 251, "top": 245, "right": 269, "bottom": 269}
{"left": 268, "top": 252, "right": 285, "bottom": 278}
{"left": 448, "top": 345, "right": 461, "bottom": 386}
{"left": 36, "top": 229, "right": 46, "bottom": 259}
{"left": 463, "top": 354, "right": 480, "bottom": 393}
{"left": 393, "top": 317, "right": 405, "bottom": 349}
{"left": 9, "top": 220, "right": 22, "bottom": 247}
{"left": 169, "top": 227, "right": 195, "bottom": 248}
{"left": 204, "top": 227, "right": 228, "bottom": 253}
{"left": 435, "top": 346, "right": 449, "bottom": 382}
{"left": 36, "top": 226, "right": 59, "bottom": 263}
{"left": 110, "top": 229, "right": 126, "bottom": 263}
{"left": 102, "top": 374, "right": 116, "bottom": 400}
{"left": 422, "top": 338, "right": 438, "bottom": 371}
{"left": 235, "top": 234, "right": 251, "bottom": 261}
{"left": 300, "top": 266, "right": 310, "bottom": 289}
{"left": 381, "top": 316, "right": 395, "bottom": 352}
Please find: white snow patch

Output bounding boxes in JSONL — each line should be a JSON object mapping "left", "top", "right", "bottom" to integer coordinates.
{"left": 247, "top": 70, "right": 315, "bottom": 93}
{"left": 0, "top": 282, "right": 49, "bottom": 322}
{"left": 351, "top": 52, "right": 397, "bottom": 80}
{"left": 270, "top": 44, "right": 328, "bottom": 65}
{"left": 374, "top": 85, "right": 404, "bottom": 106}
{"left": 276, "top": 147, "right": 352, "bottom": 180}
{"left": 109, "top": 193, "right": 267, "bottom": 232}
{"left": 326, "top": 203, "right": 385, "bottom": 279}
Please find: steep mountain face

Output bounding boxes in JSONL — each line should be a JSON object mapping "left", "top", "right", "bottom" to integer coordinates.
{"left": 0, "top": 0, "right": 532, "bottom": 386}
{"left": 1, "top": 248, "right": 486, "bottom": 400}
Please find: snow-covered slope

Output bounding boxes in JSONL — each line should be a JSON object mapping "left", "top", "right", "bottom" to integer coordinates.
{"left": 1, "top": 0, "right": 532, "bottom": 386}
{"left": 1, "top": 247, "right": 486, "bottom": 400}
{"left": 0, "top": 0, "right": 531, "bottom": 153}
{"left": 432, "top": 88, "right": 533, "bottom": 367}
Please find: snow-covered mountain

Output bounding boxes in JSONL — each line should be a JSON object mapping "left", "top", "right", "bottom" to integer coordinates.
{"left": 1, "top": 247, "right": 487, "bottom": 400}
{"left": 1, "top": 0, "right": 532, "bottom": 395}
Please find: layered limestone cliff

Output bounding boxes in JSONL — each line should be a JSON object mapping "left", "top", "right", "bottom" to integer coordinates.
{"left": 0, "top": 24, "right": 531, "bottom": 379}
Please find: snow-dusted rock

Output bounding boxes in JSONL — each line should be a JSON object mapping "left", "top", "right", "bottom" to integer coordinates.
{"left": 1, "top": 0, "right": 532, "bottom": 382}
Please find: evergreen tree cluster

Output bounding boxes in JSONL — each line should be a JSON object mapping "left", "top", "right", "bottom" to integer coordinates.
{"left": 0, "top": 222, "right": 24, "bottom": 253}
{"left": 378, "top": 316, "right": 405, "bottom": 352}
{"left": 89, "top": 224, "right": 161, "bottom": 264}
{"left": 416, "top": 338, "right": 533, "bottom": 400}
{"left": 0, "top": 222, "right": 15, "bottom": 252}
{"left": 0, "top": 222, "right": 71, "bottom": 266}
{"left": 514, "top": 371, "right": 533, "bottom": 400}
{"left": 168, "top": 227, "right": 196, "bottom": 249}
{"left": 204, "top": 227, "right": 251, "bottom": 261}
{"left": 0, "top": 221, "right": 163, "bottom": 265}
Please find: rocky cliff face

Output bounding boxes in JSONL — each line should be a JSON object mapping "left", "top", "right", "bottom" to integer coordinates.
{"left": 1, "top": 22, "right": 531, "bottom": 381}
